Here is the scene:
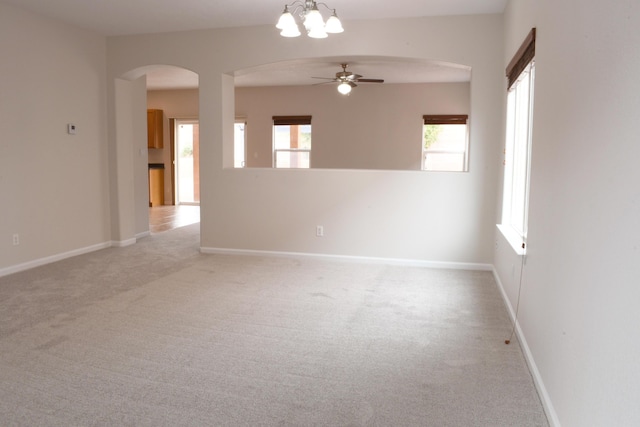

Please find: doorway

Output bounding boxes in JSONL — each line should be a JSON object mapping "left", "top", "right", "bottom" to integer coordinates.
{"left": 175, "top": 120, "right": 200, "bottom": 205}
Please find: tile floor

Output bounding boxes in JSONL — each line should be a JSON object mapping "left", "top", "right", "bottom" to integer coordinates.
{"left": 149, "top": 205, "right": 200, "bottom": 234}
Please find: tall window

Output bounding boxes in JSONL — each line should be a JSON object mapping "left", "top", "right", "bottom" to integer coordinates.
{"left": 501, "top": 28, "right": 536, "bottom": 248}
{"left": 422, "top": 115, "right": 469, "bottom": 172}
{"left": 273, "top": 116, "right": 311, "bottom": 168}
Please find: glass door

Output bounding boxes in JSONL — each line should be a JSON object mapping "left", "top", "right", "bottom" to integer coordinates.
{"left": 175, "top": 120, "right": 200, "bottom": 204}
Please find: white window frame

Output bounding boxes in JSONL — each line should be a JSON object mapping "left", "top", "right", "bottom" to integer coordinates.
{"left": 500, "top": 55, "right": 535, "bottom": 255}
{"left": 273, "top": 148, "right": 311, "bottom": 168}
{"left": 272, "top": 116, "right": 312, "bottom": 169}
{"left": 234, "top": 117, "right": 246, "bottom": 168}
{"left": 421, "top": 115, "right": 469, "bottom": 172}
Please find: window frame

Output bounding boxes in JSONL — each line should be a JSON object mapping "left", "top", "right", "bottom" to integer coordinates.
{"left": 272, "top": 115, "right": 312, "bottom": 169}
{"left": 422, "top": 114, "right": 469, "bottom": 172}
{"left": 234, "top": 117, "right": 247, "bottom": 168}
{"left": 500, "top": 28, "right": 536, "bottom": 254}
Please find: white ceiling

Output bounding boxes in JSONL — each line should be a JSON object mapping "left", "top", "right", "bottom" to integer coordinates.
{"left": 4, "top": 0, "right": 507, "bottom": 36}
{"left": 5, "top": 0, "right": 505, "bottom": 89}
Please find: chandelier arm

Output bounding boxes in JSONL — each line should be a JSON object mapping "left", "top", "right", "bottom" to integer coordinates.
{"left": 284, "top": 0, "right": 305, "bottom": 8}
{"left": 315, "top": 2, "right": 335, "bottom": 13}
{"left": 285, "top": 1, "right": 305, "bottom": 17}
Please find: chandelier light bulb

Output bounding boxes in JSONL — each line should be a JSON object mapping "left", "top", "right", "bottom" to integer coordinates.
{"left": 280, "top": 26, "right": 301, "bottom": 37}
{"left": 307, "top": 26, "right": 328, "bottom": 38}
{"left": 303, "top": 8, "right": 324, "bottom": 31}
{"left": 325, "top": 11, "right": 343, "bottom": 33}
{"left": 276, "top": 7, "right": 295, "bottom": 29}
{"left": 276, "top": 1, "right": 343, "bottom": 38}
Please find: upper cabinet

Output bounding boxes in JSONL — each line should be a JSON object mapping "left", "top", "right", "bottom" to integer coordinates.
{"left": 147, "top": 109, "right": 164, "bottom": 149}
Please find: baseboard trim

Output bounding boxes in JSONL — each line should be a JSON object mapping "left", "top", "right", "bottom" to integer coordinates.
{"left": 135, "top": 231, "right": 151, "bottom": 240}
{"left": 111, "top": 237, "right": 137, "bottom": 248}
{"left": 0, "top": 241, "right": 112, "bottom": 278}
{"left": 492, "top": 268, "right": 560, "bottom": 427}
{"left": 200, "top": 247, "right": 493, "bottom": 271}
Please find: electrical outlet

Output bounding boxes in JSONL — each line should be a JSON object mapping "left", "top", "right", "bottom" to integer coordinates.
{"left": 316, "top": 225, "right": 324, "bottom": 237}
{"left": 12, "top": 234, "right": 19, "bottom": 246}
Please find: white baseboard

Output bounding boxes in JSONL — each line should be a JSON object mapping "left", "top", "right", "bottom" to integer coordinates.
{"left": 200, "top": 246, "right": 493, "bottom": 271}
{"left": 111, "top": 237, "right": 137, "bottom": 248}
{"left": 0, "top": 241, "right": 112, "bottom": 278}
{"left": 492, "top": 268, "right": 561, "bottom": 427}
{"left": 135, "top": 231, "right": 151, "bottom": 240}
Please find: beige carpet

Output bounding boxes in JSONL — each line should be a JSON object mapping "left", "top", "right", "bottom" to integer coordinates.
{"left": 0, "top": 223, "right": 548, "bottom": 426}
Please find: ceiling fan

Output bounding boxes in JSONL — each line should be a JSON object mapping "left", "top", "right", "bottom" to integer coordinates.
{"left": 312, "top": 63, "right": 384, "bottom": 94}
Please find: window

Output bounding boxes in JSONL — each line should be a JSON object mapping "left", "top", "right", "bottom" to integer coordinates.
{"left": 422, "top": 115, "right": 469, "bottom": 171}
{"left": 501, "top": 28, "right": 536, "bottom": 250}
{"left": 273, "top": 116, "right": 311, "bottom": 168}
{"left": 234, "top": 118, "right": 246, "bottom": 168}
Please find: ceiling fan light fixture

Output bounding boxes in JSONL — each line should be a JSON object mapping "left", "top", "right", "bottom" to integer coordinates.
{"left": 337, "top": 82, "right": 352, "bottom": 95}
{"left": 277, "top": 1, "right": 343, "bottom": 38}
{"left": 311, "top": 64, "right": 384, "bottom": 95}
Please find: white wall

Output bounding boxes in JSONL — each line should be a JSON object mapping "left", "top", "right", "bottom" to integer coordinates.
{"left": 0, "top": 3, "right": 110, "bottom": 273}
{"left": 236, "top": 82, "right": 470, "bottom": 170}
{"left": 132, "top": 78, "right": 149, "bottom": 236}
{"left": 107, "top": 14, "right": 503, "bottom": 266}
{"left": 147, "top": 89, "right": 199, "bottom": 119}
{"left": 495, "top": 0, "right": 640, "bottom": 425}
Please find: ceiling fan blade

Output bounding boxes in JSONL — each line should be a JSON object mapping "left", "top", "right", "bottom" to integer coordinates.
{"left": 311, "top": 76, "right": 336, "bottom": 80}
{"left": 355, "top": 78, "right": 384, "bottom": 83}
{"left": 312, "top": 81, "right": 337, "bottom": 86}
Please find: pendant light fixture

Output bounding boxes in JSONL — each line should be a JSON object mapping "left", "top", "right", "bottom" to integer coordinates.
{"left": 276, "top": 1, "right": 344, "bottom": 38}
{"left": 337, "top": 82, "right": 352, "bottom": 95}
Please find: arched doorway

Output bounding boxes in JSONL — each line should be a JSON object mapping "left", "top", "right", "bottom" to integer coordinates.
{"left": 115, "top": 65, "right": 200, "bottom": 239}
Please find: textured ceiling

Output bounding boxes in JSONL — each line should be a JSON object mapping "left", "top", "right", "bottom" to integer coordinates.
{"left": 5, "top": 0, "right": 502, "bottom": 89}
{"left": 4, "top": 0, "right": 507, "bottom": 36}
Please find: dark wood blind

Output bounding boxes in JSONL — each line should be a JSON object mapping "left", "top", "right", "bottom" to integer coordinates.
{"left": 506, "top": 28, "right": 536, "bottom": 89}
{"left": 423, "top": 115, "right": 468, "bottom": 125}
{"left": 273, "top": 116, "right": 312, "bottom": 125}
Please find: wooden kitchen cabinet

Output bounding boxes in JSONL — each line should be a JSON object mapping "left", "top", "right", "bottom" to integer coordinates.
{"left": 149, "top": 166, "right": 164, "bottom": 207}
{"left": 147, "top": 109, "right": 164, "bottom": 148}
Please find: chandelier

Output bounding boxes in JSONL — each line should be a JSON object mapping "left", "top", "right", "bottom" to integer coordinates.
{"left": 276, "top": 1, "right": 344, "bottom": 38}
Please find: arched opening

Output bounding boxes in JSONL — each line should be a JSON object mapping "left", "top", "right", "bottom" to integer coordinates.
{"left": 232, "top": 56, "right": 471, "bottom": 171}
{"left": 115, "top": 65, "right": 200, "bottom": 240}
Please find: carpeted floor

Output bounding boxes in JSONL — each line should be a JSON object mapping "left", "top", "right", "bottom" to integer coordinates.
{"left": 0, "top": 223, "right": 548, "bottom": 426}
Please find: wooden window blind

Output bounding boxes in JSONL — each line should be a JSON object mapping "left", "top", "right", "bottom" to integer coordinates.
{"left": 273, "top": 116, "right": 312, "bottom": 126}
{"left": 506, "top": 28, "right": 536, "bottom": 89}
{"left": 423, "top": 115, "right": 468, "bottom": 125}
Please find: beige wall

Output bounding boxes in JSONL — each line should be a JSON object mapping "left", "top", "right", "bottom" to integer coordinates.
{"left": 0, "top": 2, "right": 110, "bottom": 272}
{"left": 495, "top": 0, "right": 640, "bottom": 425}
{"left": 107, "top": 14, "right": 504, "bottom": 265}
{"left": 3, "top": 1, "right": 640, "bottom": 424}
{"left": 236, "top": 83, "right": 470, "bottom": 170}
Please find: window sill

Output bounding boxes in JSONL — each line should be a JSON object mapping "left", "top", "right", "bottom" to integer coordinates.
{"left": 497, "top": 224, "right": 526, "bottom": 256}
